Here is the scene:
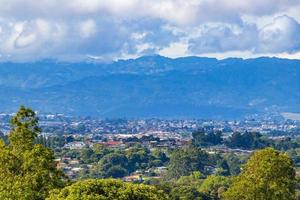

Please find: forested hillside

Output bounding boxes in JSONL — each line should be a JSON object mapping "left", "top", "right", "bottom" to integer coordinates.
{"left": 1, "top": 56, "right": 300, "bottom": 118}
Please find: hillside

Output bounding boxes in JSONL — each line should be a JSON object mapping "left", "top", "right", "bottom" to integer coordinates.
{"left": 1, "top": 56, "right": 300, "bottom": 119}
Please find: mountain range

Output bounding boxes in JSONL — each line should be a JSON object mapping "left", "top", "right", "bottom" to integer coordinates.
{"left": 0, "top": 55, "right": 299, "bottom": 119}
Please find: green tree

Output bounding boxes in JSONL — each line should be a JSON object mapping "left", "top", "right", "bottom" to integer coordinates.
{"left": 171, "top": 171, "right": 205, "bottom": 199}
{"left": 192, "top": 130, "right": 222, "bottom": 147}
{"left": 94, "top": 153, "right": 129, "bottom": 178}
{"left": 80, "top": 148, "right": 94, "bottom": 164}
{"left": 215, "top": 159, "right": 230, "bottom": 176}
{"left": 171, "top": 186, "right": 204, "bottom": 200}
{"left": 46, "top": 179, "right": 168, "bottom": 200}
{"left": 167, "top": 146, "right": 210, "bottom": 180}
{"left": 223, "top": 153, "right": 242, "bottom": 176}
{"left": 199, "top": 175, "right": 231, "bottom": 200}
{"left": 223, "top": 148, "right": 296, "bottom": 200}
{"left": 226, "top": 132, "right": 270, "bottom": 150}
{"left": 0, "top": 131, "right": 8, "bottom": 144}
{"left": 176, "top": 171, "right": 203, "bottom": 186}
{"left": 152, "top": 149, "right": 169, "bottom": 164}
{"left": 0, "top": 106, "right": 66, "bottom": 200}
{"left": 106, "top": 165, "right": 128, "bottom": 178}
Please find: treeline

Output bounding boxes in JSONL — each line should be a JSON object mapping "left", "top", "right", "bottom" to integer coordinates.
{"left": 56, "top": 139, "right": 241, "bottom": 180}
{"left": 87, "top": 145, "right": 169, "bottom": 178}
{"left": 0, "top": 106, "right": 299, "bottom": 199}
{"left": 192, "top": 129, "right": 300, "bottom": 151}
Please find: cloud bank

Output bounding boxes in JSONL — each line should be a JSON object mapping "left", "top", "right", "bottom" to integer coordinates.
{"left": 0, "top": 0, "right": 300, "bottom": 61}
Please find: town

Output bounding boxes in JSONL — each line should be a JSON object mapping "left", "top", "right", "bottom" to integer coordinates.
{"left": 1, "top": 112, "right": 300, "bottom": 136}
{"left": 1, "top": 112, "right": 299, "bottom": 181}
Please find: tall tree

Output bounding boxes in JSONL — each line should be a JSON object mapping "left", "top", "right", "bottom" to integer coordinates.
{"left": 0, "top": 106, "right": 66, "bottom": 200}
{"left": 223, "top": 148, "right": 296, "bottom": 200}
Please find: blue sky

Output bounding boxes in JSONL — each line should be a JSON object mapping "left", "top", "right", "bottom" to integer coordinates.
{"left": 0, "top": 0, "right": 300, "bottom": 61}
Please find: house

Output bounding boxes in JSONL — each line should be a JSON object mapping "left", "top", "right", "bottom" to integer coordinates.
{"left": 64, "top": 141, "right": 86, "bottom": 149}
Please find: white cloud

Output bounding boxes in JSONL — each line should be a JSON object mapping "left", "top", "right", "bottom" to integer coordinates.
{"left": 79, "top": 19, "right": 97, "bottom": 38}
{"left": 15, "top": 33, "right": 36, "bottom": 48}
{"left": 258, "top": 15, "right": 300, "bottom": 53}
{"left": 188, "top": 15, "right": 300, "bottom": 55}
{"left": 0, "top": 0, "right": 299, "bottom": 61}
{"left": 188, "top": 23, "right": 258, "bottom": 53}
{"left": 159, "top": 42, "right": 189, "bottom": 58}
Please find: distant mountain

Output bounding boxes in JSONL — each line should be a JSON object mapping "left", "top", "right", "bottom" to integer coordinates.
{"left": 1, "top": 55, "right": 300, "bottom": 119}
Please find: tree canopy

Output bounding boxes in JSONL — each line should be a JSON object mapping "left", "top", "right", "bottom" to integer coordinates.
{"left": 192, "top": 130, "right": 223, "bottom": 147}
{"left": 46, "top": 179, "right": 168, "bottom": 200}
{"left": 167, "top": 145, "right": 210, "bottom": 180}
{"left": 223, "top": 148, "right": 296, "bottom": 200}
{"left": 199, "top": 175, "right": 231, "bottom": 199}
{"left": 0, "top": 106, "right": 66, "bottom": 200}
{"left": 226, "top": 132, "right": 270, "bottom": 150}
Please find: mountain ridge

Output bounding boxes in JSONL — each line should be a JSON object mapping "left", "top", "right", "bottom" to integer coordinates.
{"left": 0, "top": 55, "right": 299, "bottom": 119}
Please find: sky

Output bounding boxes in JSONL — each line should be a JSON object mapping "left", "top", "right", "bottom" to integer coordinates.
{"left": 1, "top": 0, "right": 300, "bottom": 62}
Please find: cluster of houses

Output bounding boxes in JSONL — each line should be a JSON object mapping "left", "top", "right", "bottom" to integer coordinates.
{"left": 63, "top": 131, "right": 191, "bottom": 150}
{"left": 55, "top": 155, "right": 168, "bottom": 181}
{"left": 56, "top": 157, "right": 90, "bottom": 179}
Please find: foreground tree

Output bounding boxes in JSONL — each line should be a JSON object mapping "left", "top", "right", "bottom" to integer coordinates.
{"left": 46, "top": 179, "right": 168, "bottom": 200}
{"left": 0, "top": 106, "right": 66, "bottom": 200}
{"left": 223, "top": 148, "right": 296, "bottom": 200}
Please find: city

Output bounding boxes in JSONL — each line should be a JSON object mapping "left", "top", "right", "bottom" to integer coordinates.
{"left": 1, "top": 0, "right": 300, "bottom": 199}
{"left": 1, "top": 112, "right": 299, "bottom": 182}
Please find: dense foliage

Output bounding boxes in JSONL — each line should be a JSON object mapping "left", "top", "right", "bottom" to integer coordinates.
{"left": 167, "top": 145, "right": 210, "bottom": 180}
{"left": 192, "top": 129, "right": 300, "bottom": 152}
{"left": 199, "top": 175, "right": 231, "bottom": 199}
{"left": 69, "top": 145, "right": 170, "bottom": 179}
{"left": 0, "top": 106, "right": 66, "bottom": 200}
{"left": 0, "top": 107, "right": 299, "bottom": 200}
{"left": 226, "top": 132, "right": 270, "bottom": 149}
{"left": 192, "top": 130, "right": 223, "bottom": 147}
{"left": 223, "top": 148, "right": 296, "bottom": 200}
{"left": 46, "top": 179, "right": 168, "bottom": 200}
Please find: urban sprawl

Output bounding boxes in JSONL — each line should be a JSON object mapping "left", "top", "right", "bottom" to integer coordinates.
{"left": 1, "top": 112, "right": 299, "bottom": 181}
